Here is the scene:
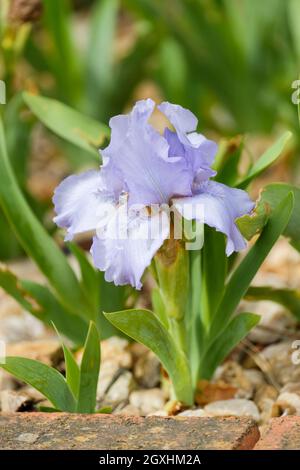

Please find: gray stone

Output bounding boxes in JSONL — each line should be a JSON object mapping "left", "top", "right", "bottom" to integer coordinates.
{"left": 134, "top": 351, "right": 160, "bottom": 388}
{"left": 129, "top": 388, "right": 165, "bottom": 415}
{"left": 6, "top": 339, "right": 63, "bottom": 366}
{"left": 178, "top": 409, "right": 206, "bottom": 417}
{"left": 16, "top": 433, "right": 39, "bottom": 444}
{"left": 272, "top": 392, "right": 300, "bottom": 416}
{"left": 214, "top": 361, "right": 254, "bottom": 399}
{"left": 0, "top": 390, "right": 31, "bottom": 412}
{"left": 246, "top": 301, "right": 295, "bottom": 345}
{"left": 204, "top": 399, "right": 260, "bottom": 422}
{"left": 104, "top": 371, "right": 135, "bottom": 405}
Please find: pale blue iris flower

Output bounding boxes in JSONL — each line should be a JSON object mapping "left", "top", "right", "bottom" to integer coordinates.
{"left": 53, "top": 100, "right": 254, "bottom": 289}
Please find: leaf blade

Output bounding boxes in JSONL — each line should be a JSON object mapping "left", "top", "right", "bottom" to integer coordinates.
{"left": 77, "top": 322, "right": 101, "bottom": 413}
{"left": 23, "top": 92, "right": 109, "bottom": 157}
{"left": 199, "top": 313, "right": 260, "bottom": 380}
{"left": 211, "top": 192, "right": 294, "bottom": 337}
{"left": 0, "top": 357, "right": 76, "bottom": 412}
{"left": 0, "top": 117, "right": 90, "bottom": 321}
{"left": 236, "top": 132, "right": 292, "bottom": 189}
{"left": 104, "top": 309, "right": 193, "bottom": 405}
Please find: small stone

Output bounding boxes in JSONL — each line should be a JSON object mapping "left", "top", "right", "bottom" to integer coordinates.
{"left": 254, "top": 384, "right": 278, "bottom": 408}
{"left": 0, "top": 369, "right": 16, "bottom": 391}
{"left": 0, "top": 312, "right": 45, "bottom": 343}
{"left": 254, "top": 385, "right": 278, "bottom": 424}
{"left": 134, "top": 351, "right": 160, "bottom": 388}
{"left": 0, "top": 390, "right": 32, "bottom": 412}
{"left": 272, "top": 392, "right": 300, "bottom": 417}
{"left": 96, "top": 362, "right": 120, "bottom": 400}
{"left": 214, "top": 361, "right": 253, "bottom": 399}
{"left": 147, "top": 410, "right": 168, "bottom": 417}
{"left": 130, "top": 342, "right": 148, "bottom": 359}
{"left": 16, "top": 433, "right": 39, "bottom": 444}
{"left": 6, "top": 339, "right": 63, "bottom": 366}
{"left": 204, "top": 399, "right": 260, "bottom": 422}
{"left": 256, "top": 341, "right": 300, "bottom": 386}
{"left": 259, "top": 398, "right": 275, "bottom": 424}
{"left": 101, "top": 337, "right": 132, "bottom": 369}
{"left": 178, "top": 409, "right": 206, "bottom": 417}
{"left": 195, "top": 379, "right": 237, "bottom": 406}
{"left": 95, "top": 337, "right": 133, "bottom": 401}
{"left": 104, "top": 371, "right": 135, "bottom": 405}
{"left": 243, "top": 369, "right": 266, "bottom": 390}
{"left": 129, "top": 388, "right": 165, "bottom": 416}
{"left": 281, "top": 382, "right": 300, "bottom": 395}
{"left": 245, "top": 301, "right": 295, "bottom": 345}
{"left": 114, "top": 404, "right": 141, "bottom": 416}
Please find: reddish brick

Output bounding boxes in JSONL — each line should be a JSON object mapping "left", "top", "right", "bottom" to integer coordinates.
{"left": 255, "top": 416, "right": 300, "bottom": 450}
{"left": 0, "top": 413, "right": 260, "bottom": 450}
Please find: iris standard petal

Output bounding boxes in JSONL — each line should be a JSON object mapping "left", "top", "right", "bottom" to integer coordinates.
{"left": 53, "top": 169, "right": 117, "bottom": 241}
{"left": 173, "top": 180, "right": 254, "bottom": 256}
{"left": 160, "top": 102, "right": 218, "bottom": 179}
{"left": 158, "top": 101, "right": 198, "bottom": 134}
{"left": 102, "top": 99, "right": 191, "bottom": 205}
{"left": 91, "top": 207, "right": 170, "bottom": 289}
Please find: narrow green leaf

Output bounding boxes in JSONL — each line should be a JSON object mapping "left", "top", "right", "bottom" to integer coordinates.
{"left": 52, "top": 323, "right": 80, "bottom": 400}
{"left": 104, "top": 309, "right": 193, "bottom": 405}
{"left": 62, "top": 344, "right": 80, "bottom": 401}
{"left": 0, "top": 357, "right": 76, "bottom": 412}
{"left": 199, "top": 313, "right": 260, "bottom": 380}
{"left": 210, "top": 192, "right": 294, "bottom": 337}
{"left": 96, "top": 406, "right": 112, "bottom": 414}
{"left": 201, "top": 227, "right": 227, "bottom": 328}
{"left": 0, "top": 117, "right": 89, "bottom": 320}
{"left": 158, "top": 38, "right": 187, "bottom": 103}
{"left": 77, "top": 322, "right": 101, "bottom": 413}
{"left": 4, "top": 93, "right": 32, "bottom": 187}
{"left": 43, "top": 0, "right": 81, "bottom": 105}
{"left": 0, "top": 264, "right": 39, "bottom": 313}
{"left": 23, "top": 93, "right": 109, "bottom": 157}
{"left": 236, "top": 132, "right": 292, "bottom": 189}
{"left": 68, "top": 243, "right": 100, "bottom": 314}
{"left": 246, "top": 286, "right": 300, "bottom": 321}
{"left": 287, "top": 0, "right": 300, "bottom": 62}
{"left": 187, "top": 250, "right": 204, "bottom": 386}
{"left": 37, "top": 406, "right": 61, "bottom": 412}
{"left": 86, "top": 0, "right": 119, "bottom": 118}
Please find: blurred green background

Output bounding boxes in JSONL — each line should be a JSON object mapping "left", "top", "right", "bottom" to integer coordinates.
{"left": 0, "top": 0, "right": 299, "bottom": 260}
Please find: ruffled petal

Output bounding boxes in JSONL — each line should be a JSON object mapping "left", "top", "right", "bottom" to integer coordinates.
{"left": 159, "top": 102, "right": 218, "bottom": 180}
{"left": 102, "top": 99, "right": 191, "bottom": 205}
{"left": 91, "top": 206, "right": 170, "bottom": 289}
{"left": 53, "top": 170, "right": 117, "bottom": 241}
{"left": 173, "top": 180, "right": 254, "bottom": 256}
{"left": 158, "top": 101, "right": 198, "bottom": 134}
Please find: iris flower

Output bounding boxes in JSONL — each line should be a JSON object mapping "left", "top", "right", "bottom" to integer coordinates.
{"left": 53, "top": 100, "right": 254, "bottom": 289}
